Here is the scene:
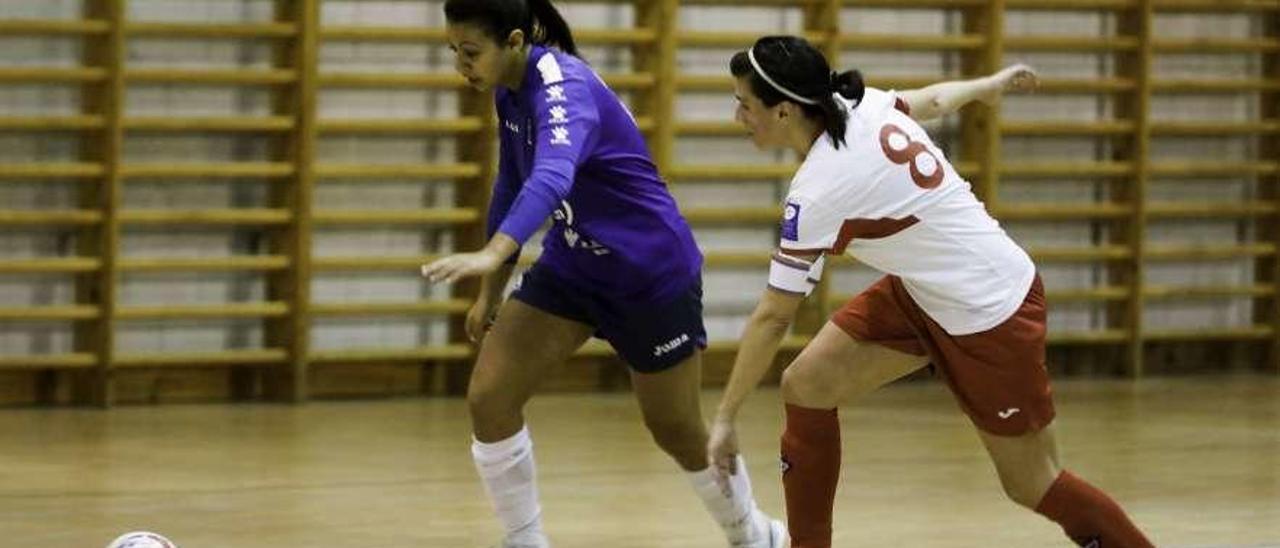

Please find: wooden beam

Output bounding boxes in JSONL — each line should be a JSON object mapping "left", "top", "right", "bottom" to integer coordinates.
{"left": 115, "top": 302, "right": 291, "bottom": 320}
{"left": 1112, "top": 0, "right": 1153, "bottom": 376}
{"left": 0, "top": 163, "right": 105, "bottom": 179}
{"left": 316, "top": 118, "right": 484, "bottom": 135}
{"left": 311, "top": 209, "right": 479, "bottom": 225}
{"left": 0, "top": 306, "right": 101, "bottom": 321}
{"left": 124, "top": 21, "right": 297, "bottom": 39}
{"left": 73, "top": 0, "right": 126, "bottom": 406}
{"left": 0, "top": 67, "right": 108, "bottom": 83}
{"left": 118, "top": 208, "right": 292, "bottom": 225}
{"left": 118, "top": 256, "right": 290, "bottom": 272}
{"left": 310, "top": 300, "right": 472, "bottom": 317}
{"left": 0, "top": 354, "right": 97, "bottom": 370}
{"left": 0, "top": 116, "right": 105, "bottom": 132}
{"left": 0, "top": 258, "right": 101, "bottom": 274}
{"left": 125, "top": 68, "right": 296, "bottom": 85}
{"left": 1005, "top": 35, "right": 1140, "bottom": 51}
{"left": 124, "top": 116, "right": 294, "bottom": 133}
{"left": 1263, "top": 12, "right": 1280, "bottom": 373}
{"left": 120, "top": 162, "right": 294, "bottom": 179}
{"left": 0, "top": 210, "right": 102, "bottom": 225}
{"left": 0, "top": 19, "right": 109, "bottom": 35}
{"left": 309, "top": 345, "right": 474, "bottom": 364}
{"left": 1150, "top": 0, "right": 1280, "bottom": 12}
{"left": 313, "top": 163, "right": 481, "bottom": 180}
{"left": 113, "top": 349, "right": 289, "bottom": 368}
{"left": 262, "top": 0, "right": 318, "bottom": 402}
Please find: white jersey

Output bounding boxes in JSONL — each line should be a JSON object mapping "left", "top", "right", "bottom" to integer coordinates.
{"left": 780, "top": 87, "right": 1035, "bottom": 335}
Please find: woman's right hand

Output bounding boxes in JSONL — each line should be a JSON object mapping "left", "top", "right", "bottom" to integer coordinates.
{"left": 979, "top": 63, "right": 1039, "bottom": 105}
{"left": 465, "top": 295, "right": 498, "bottom": 344}
{"left": 707, "top": 418, "right": 741, "bottom": 477}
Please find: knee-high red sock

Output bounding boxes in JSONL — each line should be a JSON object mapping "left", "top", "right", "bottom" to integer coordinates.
{"left": 781, "top": 404, "right": 841, "bottom": 548}
{"left": 1034, "top": 470, "right": 1154, "bottom": 547}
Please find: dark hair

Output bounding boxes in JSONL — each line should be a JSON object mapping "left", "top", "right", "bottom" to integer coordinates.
{"left": 444, "top": 0, "right": 578, "bottom": 56}
{"left": 730, "top": 36, "right": 865, "bottom": 149}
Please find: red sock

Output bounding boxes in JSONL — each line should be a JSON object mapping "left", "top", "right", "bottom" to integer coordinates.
{"left": 1034, "top": 470, "right": 1154, "bottom": 547}
{"left": 781, "top": 404, "right": 841, "bottom": 548}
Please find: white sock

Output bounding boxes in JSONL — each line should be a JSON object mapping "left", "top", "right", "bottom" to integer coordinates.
{"left": 687, "top": 455, "right": 767, "bottom": 544}
{"left": 472, "top": 426, "right": 544, "bottom": 540}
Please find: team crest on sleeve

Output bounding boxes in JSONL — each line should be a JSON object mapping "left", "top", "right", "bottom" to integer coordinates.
{"left": 546, "top": 85, "right": 566, "bottom": 103}
{"left": 781, "top": 200, "right": 801, "bottom": 241}
{"left": 548, "top": 105, "right": 569, "bottom": 123}
{"left": 550, "top": 126, "right": 571, "bottom": 146}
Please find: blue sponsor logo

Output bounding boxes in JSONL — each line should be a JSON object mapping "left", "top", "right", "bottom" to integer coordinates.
{"left": 781, "top": 201, "right": 801, "bottom": 241}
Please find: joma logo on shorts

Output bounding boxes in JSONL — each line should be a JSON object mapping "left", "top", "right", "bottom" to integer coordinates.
{"left": 997, "top": 407, "right": 1021, "bottom": 420}
{"left": 653, "top": 333, "right": 691, "bottom": 357}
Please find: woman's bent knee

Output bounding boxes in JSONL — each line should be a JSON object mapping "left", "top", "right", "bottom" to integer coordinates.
{"left": 1000, "top": 478, "right": 1047, "bottom": 509}
{"left": 467, "top": 381, "right": 528, "bottom": 441}
{"left": 644, "top": 417, "right": 707, "bottom": 469}
{"left": 781, "top": 361, "right": 840, "bottom": 408}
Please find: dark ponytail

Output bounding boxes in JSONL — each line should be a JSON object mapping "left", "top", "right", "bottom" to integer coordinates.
{"left": 444, "top": 0, "right": 578, "bottom": 57}
{"left": 729, "top": 36, "right": 865, "bottom": 149}
{"left": 816, "top": 69, "right": 864, "bottom": 148}
{"left": 526, "top": 0, "right": 578, "bottom": 56}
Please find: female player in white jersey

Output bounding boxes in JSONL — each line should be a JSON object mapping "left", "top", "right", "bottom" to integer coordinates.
{"left": 707, "top": 36, "right": 1154, "bottom": 548}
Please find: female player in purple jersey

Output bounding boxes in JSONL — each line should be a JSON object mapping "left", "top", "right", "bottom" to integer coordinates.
{"left": 421, "top": 1, "right": 787, "bottom": 547}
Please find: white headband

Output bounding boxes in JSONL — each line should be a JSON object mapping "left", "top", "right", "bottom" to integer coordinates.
{"left": 747, "top": 46, "right": 818, "bottom": 106}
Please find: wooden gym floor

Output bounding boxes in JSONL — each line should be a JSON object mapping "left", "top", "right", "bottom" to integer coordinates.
{"left": 0, "top": 374, "right": 1276, "bottom": 547}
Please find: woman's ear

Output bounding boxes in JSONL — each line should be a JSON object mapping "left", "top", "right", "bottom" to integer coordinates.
{"left": 505, "top": 29, "right": 525, "bottom": 50}
{"left": 776, "top": 102, "right": 795, "bottom": 124}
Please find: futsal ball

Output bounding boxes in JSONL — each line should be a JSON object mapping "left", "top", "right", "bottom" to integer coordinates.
{"left": 104, "top": 531, "right": 178, "bottom": 548}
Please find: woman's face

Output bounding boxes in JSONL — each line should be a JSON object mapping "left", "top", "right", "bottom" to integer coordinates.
{"left": 733, "top": 76, "right": 788, "bottom": 150}
{"left": 446, "top": 23, "right": 520, "bottom": 91}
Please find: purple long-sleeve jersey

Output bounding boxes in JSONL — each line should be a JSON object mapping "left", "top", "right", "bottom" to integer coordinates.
{"left": 489, "top": 45, "right": 702, "bottom": 302}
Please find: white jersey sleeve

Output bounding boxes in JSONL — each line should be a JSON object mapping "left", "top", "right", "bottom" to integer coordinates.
{"left": 778, "top": 194, "right": 841, "bottom": 253}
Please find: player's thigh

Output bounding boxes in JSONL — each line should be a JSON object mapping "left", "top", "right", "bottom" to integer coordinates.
{"left": 603, "top": 278, "right": 708, "bottom": 429}
{"left": 781, "top": 320, "right": 930, "bottom": 409}
{"left": 935, "top": 275, "right": 1054, "bottom": 437}
{"left": 467, "top": 298, "right": 594, "bottom": 408}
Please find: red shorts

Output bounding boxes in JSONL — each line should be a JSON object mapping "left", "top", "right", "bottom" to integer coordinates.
{"left": 831, "top": 275, "right": 1055, "bottom": 436}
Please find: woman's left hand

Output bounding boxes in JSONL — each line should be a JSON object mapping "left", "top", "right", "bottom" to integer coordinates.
{"left": 420, "top": 250, "right": 504, "bottom": 284}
